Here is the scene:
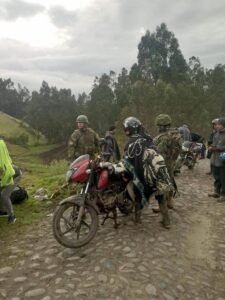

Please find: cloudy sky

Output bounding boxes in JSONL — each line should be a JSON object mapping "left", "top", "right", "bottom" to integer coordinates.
{"left": 0, "top": 0, "right": 225, "bottom": 95}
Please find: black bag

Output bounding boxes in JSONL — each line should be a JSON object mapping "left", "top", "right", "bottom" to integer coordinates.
{"left": 10, "top": 186, "right": 28, "bottom": 204}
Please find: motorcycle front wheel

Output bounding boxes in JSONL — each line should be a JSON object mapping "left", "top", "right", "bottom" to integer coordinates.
{"left": 53, "top": 203, "right": 98, "bottom": 248}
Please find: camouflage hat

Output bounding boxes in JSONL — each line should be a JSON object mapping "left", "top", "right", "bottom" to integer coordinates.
{"left": 155, "top": 114, "right": 172, "bottom": 126}
{"left": 76, "top": 115, "right": 89, "bottom": 123}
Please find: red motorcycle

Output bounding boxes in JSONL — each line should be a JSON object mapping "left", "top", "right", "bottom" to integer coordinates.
{"left": 53, "top": 154, "right": 134, "bottom": 248}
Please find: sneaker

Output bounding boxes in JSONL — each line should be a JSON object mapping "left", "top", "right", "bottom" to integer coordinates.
{"left": 208, "top": 193, "right": 220, "bottom": 198}
{"left": 8, "top": 215, "right": 16, "bottom": 223}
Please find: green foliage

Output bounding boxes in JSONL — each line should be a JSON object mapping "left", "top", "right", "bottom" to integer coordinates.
{"left": 25, "top": 81, "right": 77, "bottom": 143}
{"left": 0, "top": 78, "right": 29, "bottom": 119}
{"left": 0, "top": 112, "right": 46, "bottom": 145}
{"left": 7, "top": 133, "right": 29, "bottom": 146}
{"left": 137, "top": 23, "right": 188, "bottom": 84}
{"left": 88, "top": 73, "right": 117, "bottom": 135}
{"left": 0, "top": 146, "right": 70, "bottom": 251}
{"left": 0, "top": 22, "right": 225, "bottom": 148}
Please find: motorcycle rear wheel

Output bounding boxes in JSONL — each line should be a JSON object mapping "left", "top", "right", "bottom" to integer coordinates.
{"left": 53, "top": 203, "right": 98, "bottom": 248}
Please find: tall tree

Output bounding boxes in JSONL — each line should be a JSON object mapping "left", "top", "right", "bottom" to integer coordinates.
{"left": 0, "top": 78, "right": 28, "bottom": 118}
{"left": 88, "top": 73, "right": 116, "bottom": 135}
{"left": 137, "top": 23, "right": 188, "bottom": 83}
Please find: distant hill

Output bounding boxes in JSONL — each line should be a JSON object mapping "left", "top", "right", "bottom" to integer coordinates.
{"left": 0, "top": 111, "right": 46, "bottom": 146}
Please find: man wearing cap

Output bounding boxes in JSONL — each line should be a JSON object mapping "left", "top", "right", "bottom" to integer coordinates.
{"left": 68, "top": 115, "right": 100, "bottom": 161}
{"left": 208, "top": 118, "right": 225, "bottom": 202}
{"left": 103, "top": 125, "right": 121, "bottom": 162}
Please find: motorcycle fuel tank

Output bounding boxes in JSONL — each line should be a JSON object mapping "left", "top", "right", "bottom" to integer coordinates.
{"left": 67, "top": 157, "right": 90, "bottom": 183}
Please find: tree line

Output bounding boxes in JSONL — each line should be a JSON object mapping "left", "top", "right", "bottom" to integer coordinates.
{"left": 0, "top": 23, "right": 225, "bottom": 144}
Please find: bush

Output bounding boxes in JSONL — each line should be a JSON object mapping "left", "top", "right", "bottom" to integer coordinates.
{"left": 8, "top": 133, "right": 29, "bottom": 146}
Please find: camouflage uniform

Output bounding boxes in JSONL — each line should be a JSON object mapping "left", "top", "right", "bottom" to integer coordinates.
{"left": 68, "top": 128, "right": 99, "bottom": 161}
{"left": 154, "top": 114, "right": 182, "bottom": 208}
{"left": 154, "top": 133, "right": 176, "bottom": 178}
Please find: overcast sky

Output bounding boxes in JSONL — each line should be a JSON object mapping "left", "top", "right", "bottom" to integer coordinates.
{"left": 0, "top": 0, "right": 225, "bottom": 95}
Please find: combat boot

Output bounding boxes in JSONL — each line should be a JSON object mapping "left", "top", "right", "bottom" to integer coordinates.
{"left": 208, "top": 192, "right": 220, "bottom": 198}
{"left": 159, "top": 201, "right": 170, "bottom": 229}
{"left": 134, "top": 202, "right": 142, "bottom": 224}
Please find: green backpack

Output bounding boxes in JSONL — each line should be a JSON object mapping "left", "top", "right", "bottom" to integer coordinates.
{"left": 155, "top": 128, "right": 182, "bottom": 161}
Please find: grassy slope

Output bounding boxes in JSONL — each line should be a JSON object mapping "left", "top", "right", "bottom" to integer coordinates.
{"left": 0, "top": 111, "right": 46, "bottom": 145}
{"left": 0, "top": 113, "right": 70, "bottom": 248}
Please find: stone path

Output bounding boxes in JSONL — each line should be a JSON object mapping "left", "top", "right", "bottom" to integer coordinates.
{"left": 1, "top": 160, "right": 225, "bottom": 300}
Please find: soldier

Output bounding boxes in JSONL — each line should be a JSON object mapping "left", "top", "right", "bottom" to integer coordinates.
{"left": 153, "top": 114, "right": 182, "bottom": 210}
{"left": 123, "top": 116, "right": 173, "bottom": 229}
{"left": 68, "top": 115, "right": 99, "bottom": 161}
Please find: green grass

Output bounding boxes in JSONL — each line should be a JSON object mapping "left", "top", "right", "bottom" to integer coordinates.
{"left": 0, "top": 111, "right": 46, "bottom": 145}
{"left": 0, "top": 158, "right": 72, "bottom": 266}
{"left": 0, "top": 119, "right": 70, "bottom": 250}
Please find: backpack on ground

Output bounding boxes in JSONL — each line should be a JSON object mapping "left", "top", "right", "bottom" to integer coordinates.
{"left": 10, "top": 186, "right": 28, "bottom": 204}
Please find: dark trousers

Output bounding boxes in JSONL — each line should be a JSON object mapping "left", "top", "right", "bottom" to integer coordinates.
{"left": 212, "top": 165, "right": 225, "bottom": 195}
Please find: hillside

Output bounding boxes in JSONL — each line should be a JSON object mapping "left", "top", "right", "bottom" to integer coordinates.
{"left": 0, "top": 112, "right": 69, "bottom": 240}
{"left": 0, "top": 111, "right": 46, "bottom": 146}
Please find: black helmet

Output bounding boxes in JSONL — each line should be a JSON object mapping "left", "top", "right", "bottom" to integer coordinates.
{"left": 218, "top": 118, "right": 225, "bottom": 127}
{"left": 123, "top": 117, "right": 142, "bottom": 135}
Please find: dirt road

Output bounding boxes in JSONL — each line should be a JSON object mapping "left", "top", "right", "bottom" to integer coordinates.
{"left": 0, "top": 160, "right": 225, "bottom": 300}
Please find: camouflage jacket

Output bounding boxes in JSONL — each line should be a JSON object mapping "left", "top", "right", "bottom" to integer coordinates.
{"left": 68, "top": 128, "right": 99, "bottom": 160}
{"left": 153, "top": 129, "right": 182, "bottom": 173}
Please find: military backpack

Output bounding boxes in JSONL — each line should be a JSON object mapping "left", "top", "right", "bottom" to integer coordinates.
{"left": 155, "top": 128, "right": 182, "bottom": 161}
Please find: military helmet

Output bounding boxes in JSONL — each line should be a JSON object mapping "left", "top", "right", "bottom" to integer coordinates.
{"left": 76, "top": 115, "right": 89, "bottom": 123}
{"left": 123, "top": 117, "right": 142, "bottom": 135}
{"left": 211, "top": 118, "right": 219, "bottom": 124}
{"left": 155, "top": 114, "right": 172, "bottom": 126}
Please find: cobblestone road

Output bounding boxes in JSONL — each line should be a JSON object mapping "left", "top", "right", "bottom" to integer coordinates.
{"left": 1, "top": 160, "right": 225, "bottom": 300}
